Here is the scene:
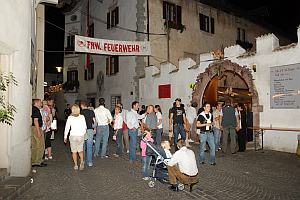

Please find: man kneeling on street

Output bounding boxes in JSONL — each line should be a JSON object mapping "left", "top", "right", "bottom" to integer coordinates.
{"left": 165, "top": 139, "right": 199, "bottom": 192}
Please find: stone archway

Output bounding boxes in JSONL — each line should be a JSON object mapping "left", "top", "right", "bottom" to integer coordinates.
{"left": 192, "top": 59, "right": 260, "bottom": 127}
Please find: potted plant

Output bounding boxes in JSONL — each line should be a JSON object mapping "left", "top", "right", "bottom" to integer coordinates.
{"left": 0, "top": 72, "right": 17, "bottom": 125}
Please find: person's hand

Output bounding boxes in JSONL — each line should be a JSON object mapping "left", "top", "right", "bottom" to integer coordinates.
{"left": 37, "top": 131, "right": 42, "bottom": 138}
{"left": 112, "top": 135, "right": 117, "bottom": 141}
{"left": 236, "top": 126, "right": 240, "bottom": 132}
{"left": 64, "top": 138, "right": 67, "bottom": 143}
{"left": 93, "top": 128, "right": 96, "bottom": 135}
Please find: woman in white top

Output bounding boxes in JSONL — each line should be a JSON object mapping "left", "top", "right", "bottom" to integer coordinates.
{"left": 64, "top": 104, "right": 87, "bottom": 170}
{"left": 155, "top": 105, "right": 163, "bottom": 145}
{"left": 113, "top": 106, "right": 123, "bottom": 157}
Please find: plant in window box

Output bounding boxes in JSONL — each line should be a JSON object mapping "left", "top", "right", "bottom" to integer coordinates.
{"left": 0, "top": 72, "right": 18, "bottom": 125}
{"left": 62, "top": 80, "right": 80, "bottom": 91}
{"left": 164, "top": 21, "right": 186, "bottom": 33}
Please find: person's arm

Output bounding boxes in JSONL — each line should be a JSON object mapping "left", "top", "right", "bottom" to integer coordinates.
{"left": 166, "top": 152, "right": 179, "bottom": 166}
{"left": 219, "top": 110, "right": 223, "bottom": 130}
{"left": 34, "top": 118, "right": 42, "bottom": 137}
{"left": 64, "top": 117, "right": 71, "bottom": 143}
{"left": 169, "top": 113, "right": 173, "bottom": 132}
{"left": 157, "top": 113, "right": 162, "bottom": 126}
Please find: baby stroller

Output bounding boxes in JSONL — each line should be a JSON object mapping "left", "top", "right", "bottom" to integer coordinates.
{"left": 144, "top": 139, "right": 185, "bottom": 190}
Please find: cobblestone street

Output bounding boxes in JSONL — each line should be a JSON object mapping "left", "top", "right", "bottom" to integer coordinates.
{"left": 18, "top": 127, "right": 300, "bottom": 200}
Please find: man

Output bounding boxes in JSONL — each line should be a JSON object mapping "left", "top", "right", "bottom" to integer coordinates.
{"left": 166, "top": 139, "right": 198, "bottom": 192}
{"left": 213, "top": 103, "right": 222, "bottom": 151}
{"left": 126, "top": 101, "right": 144, "bottom": 163}
{"left": 144, "top": 105, "right": 158, "bottom": 143}
{"left": 185, "top": 102, "right": 197, "bottom": 145}
{"left": 220, "top": 99, "right": 240, "bottom": 154}
{"left": 169, "top": 98, "right": 187, "bottom": 149}
{"left": 117, "top": 103, "right": 130, "bottom": 154}
{"left": 31, "top": 99, "right": 47, "bottom": 167}
{"left": 197, "top": 103, "right": 216, "bottom": 165}
{"left": 80, "top": 101, "right": 96, "bottom": 166}
{"left": 94, "top": 98, "right": 112, "bottom": 158}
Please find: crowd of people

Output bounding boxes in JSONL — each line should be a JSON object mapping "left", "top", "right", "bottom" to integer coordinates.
{"left": 31, "top": 96, "right": 251, "bottom": 192}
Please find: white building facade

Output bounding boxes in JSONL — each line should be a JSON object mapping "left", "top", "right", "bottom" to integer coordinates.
{"left": 63, "top": 0, "right": 288, "bottom": 111}
{"left": 0, "top": 0, "right": 58, "bottom": 177}
{"left": 139, "top": 27, "right": 300, "bottom": 153}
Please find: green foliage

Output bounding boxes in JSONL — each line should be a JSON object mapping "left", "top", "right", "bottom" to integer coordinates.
{"left": 0, "top": 72, "right": 17, "bottom": 125}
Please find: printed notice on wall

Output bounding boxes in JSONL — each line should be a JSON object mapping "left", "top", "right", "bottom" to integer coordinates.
{"left": 270, "top": 63, "right": 300, "bottom": 109}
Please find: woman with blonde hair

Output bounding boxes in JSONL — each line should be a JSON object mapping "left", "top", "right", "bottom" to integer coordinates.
{"left": 64, "top": 104, "right": 87, "bottom": 170}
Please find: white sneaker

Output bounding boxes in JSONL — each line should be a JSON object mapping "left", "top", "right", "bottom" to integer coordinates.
{"left": 74, "top": 165, "right": 78, "bottom": 170}
{"left": 48, "top": 156, "right": 53, "bottom": 160}
{"left": 88, "top": 163, "right": 93, "bottom": 167}
{"left": 142, "top": 177, "right": 150, "bottom": 181}
{"left": 126, "top": 150, "right": 129, "bottom": 154}
{"left": 188, "top": 139, "right": 194, "bottom": 143}
{"left": 44, "top": 157, "right": 48, "bottom": 160}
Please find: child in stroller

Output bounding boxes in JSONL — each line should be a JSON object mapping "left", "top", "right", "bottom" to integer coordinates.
{"left": 144, "top": 139, "right": 185, "bottom": 190}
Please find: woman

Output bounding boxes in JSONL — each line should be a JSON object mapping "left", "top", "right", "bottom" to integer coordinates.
{"left": 113, "top": 105, "right": 123, "bottom": 157}
{"left": 64, "top": 104, "right": 87, "bottom": 170}
{"left": 237, "top": 103, "right": 247, "bottom": 152}
{"left": 154, "top": 105, "right": 163, "bottom": 145}
{"left": 41, "top": 100, "right": 52, "bottom": 160}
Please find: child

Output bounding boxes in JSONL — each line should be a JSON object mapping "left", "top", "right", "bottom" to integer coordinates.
{"left": 140, "top": 128, "right": 153, "bottom": 180}
{"left": 113, "top": 106, "right": 123, "bottom": 157}
{"left": 161, "top": 140, "right": 172, "bottom": 159}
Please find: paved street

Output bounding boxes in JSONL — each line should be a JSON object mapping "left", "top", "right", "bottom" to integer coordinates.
{"left": 18, "top": 126, "right": 300, "bottom": 200}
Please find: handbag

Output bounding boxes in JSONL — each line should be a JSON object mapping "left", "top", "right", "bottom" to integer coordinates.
{"left": 50, "top": 119, "right": 57, "bottom": 130}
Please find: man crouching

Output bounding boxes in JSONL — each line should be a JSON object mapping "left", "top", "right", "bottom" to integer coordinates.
{"left": 166, "top": 139, "right": 199, "bottom": 192}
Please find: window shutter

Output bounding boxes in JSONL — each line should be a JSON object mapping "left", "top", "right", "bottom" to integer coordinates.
{"left": 210, "top": 17, "right": 214, "bottom": 34}
{"left": 114, "top": 56, "right": 119, "bottom": 74}
{"left": 107, "top": 12, "right": 111, "bottom": 29}
{"left": 163, "top": 1, "right": 167, "bottom": 19}
{"left": 91, "top": 63, "right": 94, "bottom": 79}
{"left": 84, "top": 69, "right": 87, "bottom": 80}
{"left": 67, "top": 71, "right": 71, "bottom": 82}
{"left": 237, "top": 28, "right": 241, "bottom": 40}
{"left": 115, "top": 7, "right": 119, "bottom": 25}
{"left": 176, "top": 5, "right": 182, "bottom": 25}
{"left": 106, "top": 57, "right": 110, "bottom": 75}
{"left": 75, "top": 70, "right": 78, "bottom": 81}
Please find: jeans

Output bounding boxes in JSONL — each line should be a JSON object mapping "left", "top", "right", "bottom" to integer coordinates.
{"left": 116, "top": 129, "right": 123, "bottom": 155}
{"left": 94, "top": 125, "right": 109, "bottom": 157}
{"left": 156, "top": 128, "right": 163, "bottom": 146}
{"left": 199, "top": 131, "right": 216, "bottom": 164}
{"left": 83, "top": 129, "right": 94, "bottom": 164}
{"left": 213, "top": 127, "right": 221, "bottom": 150}
{"left": 128, "top": 128, "right": 138, "bottom": 161}
{"left": 173, "top": 124, "right": 186, "bottom": 147}
{"left": 141, "top": 156, "right": 152, "bottom": 177}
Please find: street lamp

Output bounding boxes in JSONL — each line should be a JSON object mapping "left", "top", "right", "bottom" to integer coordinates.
{"left": 56, "top": 66, "right": 63, "bottom": 73}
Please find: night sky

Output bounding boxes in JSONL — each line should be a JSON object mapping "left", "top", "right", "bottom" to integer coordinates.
{"left": 44, "top": 0, "right": 300, "bottom": 73}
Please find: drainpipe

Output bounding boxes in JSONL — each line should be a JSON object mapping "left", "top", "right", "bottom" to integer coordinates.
{"left": 146, "top": 0, "right": 150, "bottom": 66}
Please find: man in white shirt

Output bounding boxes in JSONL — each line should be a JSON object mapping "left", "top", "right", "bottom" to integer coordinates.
{"left": 166, "top": 139, "right": 199, "bottom": 192}
{"left": 126, "top": 101, "right": 144, "bottom": 162}
{"left": 94, "top": 98, "right": 112, "bottom": 158}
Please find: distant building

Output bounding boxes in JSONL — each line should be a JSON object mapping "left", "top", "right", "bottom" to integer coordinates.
{"left": 63, "top": 0, "right": 289, "bottom": 110}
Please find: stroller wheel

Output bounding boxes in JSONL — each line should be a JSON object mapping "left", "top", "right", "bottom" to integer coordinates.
{"left": 148, "top": 180, "right": 155, "bottom": 188}
{"left": 178, "top": 183, "right": 185, "bottom": 191}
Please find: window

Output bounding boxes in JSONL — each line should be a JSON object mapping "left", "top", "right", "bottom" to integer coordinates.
{"left": 111, "top": 95, "right": 122, "bottom": 110}
{"left": 84, "top": 63, "right": 94, "bottom": 80}
{"left": 200, "top": 14, "right": 214, "bottom": 34}
{"left": 163, "top": 1, "right": 182, "bottom": 28}
{"left": 67, "top": 70, "right": 78, "bottom": 82}
{"left": 88, "top": 23, "right": 94, "bottom": 37}
{"left": 107, "top": 7, "right": 119, "bottom": 29}
{"left": 237, "top": 28, "right": 246, "bottom": 42}
{"left": 65, "top": 35, "right": 75, "bottom": 54}
{"left": 106, "top": 56, "right": 119, "bottom": 76}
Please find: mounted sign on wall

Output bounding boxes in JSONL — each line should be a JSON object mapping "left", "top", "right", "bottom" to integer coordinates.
{"left": 270, "top": 63, "right": 300, "bottom": 109}
{"left": 158, "top": 84, "right": 171, "bottom": 98}
{"left": 75, "top": 35, "right": 151, "bottom": 56}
